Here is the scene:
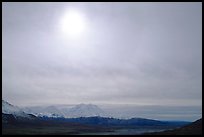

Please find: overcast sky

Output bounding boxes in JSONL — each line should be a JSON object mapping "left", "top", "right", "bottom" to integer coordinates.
{"left": 2, "top": 2, "right": 202, "bottom": 120}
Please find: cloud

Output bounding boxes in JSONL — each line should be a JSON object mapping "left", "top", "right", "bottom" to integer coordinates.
{"left": 2, "top": 2, "right": 202, "bottom": 116}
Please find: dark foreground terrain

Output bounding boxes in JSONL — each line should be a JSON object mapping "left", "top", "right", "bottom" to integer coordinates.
{"left": 2, "top": 114, "right": 192, "bottom": 135}
{"left": 2, "top": 124, "right": 114, "bottom": 135}
{"left": 146, "top": 118, "right": 202, "bottom": 135}
{"left": 2, "top": 124, "right": 180, "bottom": 135}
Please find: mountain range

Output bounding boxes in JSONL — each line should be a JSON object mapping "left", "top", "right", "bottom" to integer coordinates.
{"left": 3, "top": 100, "right": 199, "bottom": 135}
{"left": 21, "top": 103, "right": 107, "bottom": 118}
{"left": 2, "top": 99, "right": 190, "bottom": 126}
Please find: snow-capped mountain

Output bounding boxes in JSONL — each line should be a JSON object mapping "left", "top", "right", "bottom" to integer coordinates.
{"left": 42, "top": 106, "right": 65, "bottom": 117}
{"left": 22, "top": 106, "right": 65, "bottom": 118}
{"left": 22, "top": 103, "right": 108, "bottom": 118}
{"left": 2, "top": 100, "right": 34, "bottom": 118}
{"left": 65, "top": 103, "right": 107, "bottom": 118}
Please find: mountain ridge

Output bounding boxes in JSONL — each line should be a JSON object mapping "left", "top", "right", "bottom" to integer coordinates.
{"left": 146, "top": 118, "right": 202, "bottom": 135}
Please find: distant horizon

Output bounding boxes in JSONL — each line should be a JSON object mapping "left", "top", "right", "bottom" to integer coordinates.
{"left": 2, "top": 98, "right": 201, "bottom": 107}
{"left": 2, "top": 99, "right": 201, "bottom": 122}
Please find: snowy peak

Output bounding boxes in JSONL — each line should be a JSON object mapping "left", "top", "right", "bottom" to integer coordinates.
{"left": 22, "top": 105, "right": 65, "bottom": 118}
{"left": 66, "top": 103, "right": 106, "bottom": 118}
{"left": 2, "top": 100, "right": 31, "bottom": 118}
{"left": 4, "top": 102, "right": 108, "bottom": 118}
{"left": 2, "top": 100, "right": 22, "bottom": 114}
{"left": 38, "top": 106, "right": 65, "bottom": 117}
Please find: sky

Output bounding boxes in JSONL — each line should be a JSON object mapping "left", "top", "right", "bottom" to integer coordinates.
{"left": 2, "top": 2, "right": 202, "bottom": 121}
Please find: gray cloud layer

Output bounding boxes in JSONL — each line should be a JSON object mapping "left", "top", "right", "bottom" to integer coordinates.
{"left": 2, "top": 2, "right": 202, "bottom": 118}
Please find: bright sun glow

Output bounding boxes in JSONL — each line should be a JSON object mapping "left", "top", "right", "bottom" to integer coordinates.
{"left": 60, "top": 10, "right": 86, "bottom": 38}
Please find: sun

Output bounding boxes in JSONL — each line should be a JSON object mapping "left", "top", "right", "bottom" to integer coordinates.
{"left": 60, "top": 9, "right": 86, "bottom": 38}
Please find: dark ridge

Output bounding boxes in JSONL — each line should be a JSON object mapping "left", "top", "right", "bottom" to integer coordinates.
{"left": 145, "top": 118, "right": 202, "bottom": 135}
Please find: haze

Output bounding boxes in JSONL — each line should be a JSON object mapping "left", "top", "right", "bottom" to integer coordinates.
{"left": 2, "top": 2, "right": 202, "bottom": 121}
